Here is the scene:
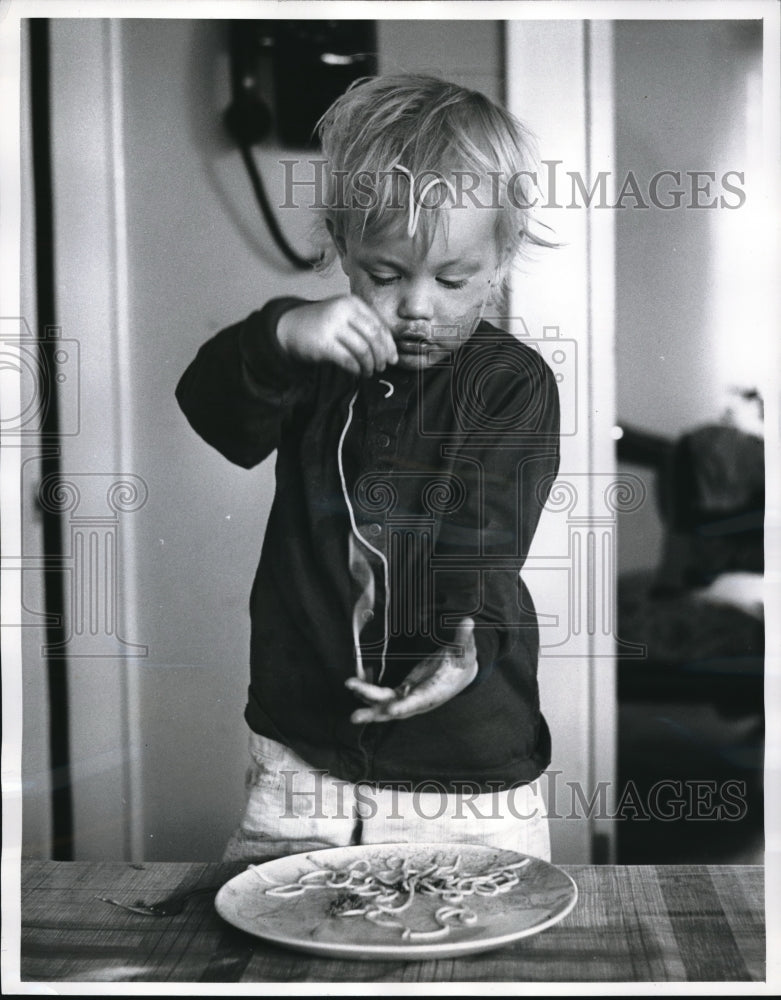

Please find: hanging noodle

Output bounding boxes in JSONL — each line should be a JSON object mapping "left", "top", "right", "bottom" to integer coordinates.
{"left": 249, "top": 853, "right": 532, "bottom": 942}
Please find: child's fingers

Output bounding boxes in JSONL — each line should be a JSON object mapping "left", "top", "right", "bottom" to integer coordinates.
{"left": 347, "top": 312, "right": 398, "bottom": 372}
{"left": 350, "top": 706, "right": 389, "bottom": 724}
{"left": 349, "top": 298, "right": 398, "bottom": 366}
{"left": 337, "top": 320, "right": 396, "bottom": 376}
{"left": 347, "top": 667, "right": 466, "bottom": 724}
{"left": 382, "top": 669, "right": 460, "bottom": 718}
{"left": 344, "top": 676, "right": 397, "bottom": 704}
{"left": 346, "top": 675, "right": 428, "bottom": 723}
{"left": 346, "top": 320, "right": 390, "bottom": 374}
{"left": 384, "top": 650, "right": 478, "bottom": 720}
{"left": 346, "top": 621, "right": 478, "bottom": 724}
{"left": 328, "top": 338, "right": 364, "bottom": 377}
{"left": 333, "top": 331, "right": 377, "bottom": 377}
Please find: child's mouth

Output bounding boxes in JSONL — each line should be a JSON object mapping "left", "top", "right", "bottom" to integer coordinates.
{"left": 396, "top": 337, "right": 431, "bottom": 355}
{"left": 394, "top": 326, "right": 433, "bottom": 353}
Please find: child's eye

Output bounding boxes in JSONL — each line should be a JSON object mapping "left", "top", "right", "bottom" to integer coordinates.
{"left": 437, "top": 277, "right": 468, "bottom": 290}
{"left": 368, "top": 273, "right": 399, "bottom": 287}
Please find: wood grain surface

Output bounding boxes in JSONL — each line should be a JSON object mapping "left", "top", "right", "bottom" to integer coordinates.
{"left": 18, "top": 861, "right": 765, "bottom": 983}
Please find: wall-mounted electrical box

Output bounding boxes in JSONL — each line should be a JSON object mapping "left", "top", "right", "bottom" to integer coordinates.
{"left": 226, "top": 20, "right": 378, "bottom": 150}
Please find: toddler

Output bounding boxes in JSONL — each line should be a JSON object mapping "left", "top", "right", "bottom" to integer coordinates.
{"left": 176, "top": 74, "right": 561, "bottom": 861}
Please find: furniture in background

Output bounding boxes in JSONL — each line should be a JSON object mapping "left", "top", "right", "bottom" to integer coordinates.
{"left": 615, "top": 422, "right": 764, "bottom": 864}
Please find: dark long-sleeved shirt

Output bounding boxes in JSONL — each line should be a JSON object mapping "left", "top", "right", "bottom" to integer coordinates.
{"left": 176, "top": 299, "right": 561, "bottom": 791}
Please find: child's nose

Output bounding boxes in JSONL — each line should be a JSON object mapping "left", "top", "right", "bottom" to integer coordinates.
{"left": 397, "top": 281, "right": 434, "bottom": 321}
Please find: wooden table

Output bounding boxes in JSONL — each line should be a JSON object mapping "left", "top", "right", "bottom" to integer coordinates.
{"left": 16, "top": 861, "right": 765, "bottom": 984}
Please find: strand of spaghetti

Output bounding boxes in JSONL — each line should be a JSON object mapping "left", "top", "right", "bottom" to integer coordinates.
{"left": 266, "top": 883, "right": 308, "bottom": 897}
{"left": 298, "top": 870, "right": 333, "bottom": 886}
{"left": 402, "top": 903, "right": 478, "bottom": 941}
{"left": 402, "top": 924, "right": 451, "bottom": 942}
{"left": 365, "top": 910, "right": 407, "bottom": 930}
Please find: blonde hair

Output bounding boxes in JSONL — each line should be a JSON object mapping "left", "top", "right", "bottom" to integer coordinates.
{"left": 313, "top": 74, "right": 554, "bottom": 282}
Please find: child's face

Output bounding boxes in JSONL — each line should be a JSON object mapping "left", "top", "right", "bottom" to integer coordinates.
{"left": 338, "top": 203, "right": 503, "bottom": 371}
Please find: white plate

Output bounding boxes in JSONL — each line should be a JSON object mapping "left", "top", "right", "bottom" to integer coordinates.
{"left": 215, "top": 842, "right": 577, "bottom": 961}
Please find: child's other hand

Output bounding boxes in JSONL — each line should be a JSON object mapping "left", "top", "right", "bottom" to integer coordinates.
{"left": 276, "top": 296, "right": 398, "bottom": 377}
{"left": 345, "top": 618, "right": 477, "bottom": 723}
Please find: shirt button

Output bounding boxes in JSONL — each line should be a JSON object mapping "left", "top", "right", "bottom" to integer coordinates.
{"left": 362, "top": 609, "right": 374, "bottom": 623}
{"left": 377, "top": 434, "right": 391, "bottom": 448}
{"left": 369, "top": 523, "right": 382, "bottom": 536}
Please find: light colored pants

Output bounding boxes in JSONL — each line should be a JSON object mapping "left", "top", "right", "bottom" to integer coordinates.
{"left": 223, "top": 731, "right": 551, "bottom": 863}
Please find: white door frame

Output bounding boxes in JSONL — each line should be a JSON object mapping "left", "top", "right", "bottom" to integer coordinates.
{"left": 48, "top": 19, "right": 144, "bottom": 860}
{"left": 505, "top": 19, "right": 617, "bottom": 862}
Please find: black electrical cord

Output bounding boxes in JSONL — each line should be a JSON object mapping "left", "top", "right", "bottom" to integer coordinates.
{"left": 224, "top": 21, "right": 318, "bottom": 271}
{"left": 236, "top": 141, "right": 319, "bottom": 271}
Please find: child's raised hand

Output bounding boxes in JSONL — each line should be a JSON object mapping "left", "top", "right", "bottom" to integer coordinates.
{"left": 345, "top": 618, "right": 477, "bottom": 723}
{"left": 276, "top": 296, "right": 398, "bottom": 377}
